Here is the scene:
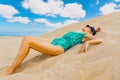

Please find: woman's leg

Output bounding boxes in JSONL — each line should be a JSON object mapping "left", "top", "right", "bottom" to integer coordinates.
{"left": 0, "top": 36, "right": 64, "bottom": 76}
{"left": 28, "top": 36, "right": 52, "bottom": 43}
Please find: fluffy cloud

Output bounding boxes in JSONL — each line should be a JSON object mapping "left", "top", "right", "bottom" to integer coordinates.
{"left": 62, "top": 20, "right": 79, "bottom": 26}
{"left": 99, "top": 2, "right": 120, "bottom": 15}
{"left": 22, "top": 0, "right": 63, "bottom": 16}
{"left": 7, "top": 16, "right": 31, "bottom": 24}
{"left": 59, "top": 3, "right": 85, "bottom": 19}
{"left": 115, "top": 0, "right": 120, "bottom": 2}
{"left": 34, "top": 18, "right": 79, "bottom": 28}
{"left": 0, "top": 4, "right": 19, "bottom": 19}
{"left": 21, "top": 0, "right": 86, "bottom": 19}
{"left": 34, "top": 18, "right": 49, "bottom": 24}
{"left": 34, "top": 18, "right": 62, "bottom": 27}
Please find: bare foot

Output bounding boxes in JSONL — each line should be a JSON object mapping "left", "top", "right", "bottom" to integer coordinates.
{"left": 0, "top": 67, "right": 14, "bottom": 76}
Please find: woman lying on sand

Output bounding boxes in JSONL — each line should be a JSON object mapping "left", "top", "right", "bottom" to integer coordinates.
{"left": 0, "top": 25, "right": 104, "bottom": 76}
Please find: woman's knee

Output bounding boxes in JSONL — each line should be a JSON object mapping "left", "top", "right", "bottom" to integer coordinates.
{"left": 23, "top": 36, "right": 34, "bottom": 44}
{"left": 24, "top": 36, "right": 33, "bottom": 40}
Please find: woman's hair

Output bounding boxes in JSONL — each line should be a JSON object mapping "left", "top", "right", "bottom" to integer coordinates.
{"left": 86, "top": 25, "right": 97, "bottom": 35}
{"left": 86, "top": 25, "right": 90, "bottom": 27}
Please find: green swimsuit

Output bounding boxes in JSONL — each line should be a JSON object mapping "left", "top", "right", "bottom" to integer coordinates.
{"left": 51, "top": 31, "right": 85, "bottom": 52}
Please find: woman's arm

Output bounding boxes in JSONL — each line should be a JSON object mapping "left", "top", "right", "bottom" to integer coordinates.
{"left": 79, "top": 33, "right": 104, "bottom": 53}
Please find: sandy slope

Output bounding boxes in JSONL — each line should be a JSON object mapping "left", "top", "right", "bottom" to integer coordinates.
{"left": 0, "top": 12, "right": 120, "bottom": 80}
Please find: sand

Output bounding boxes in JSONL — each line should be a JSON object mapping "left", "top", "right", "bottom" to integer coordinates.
{"left": 0, "top": 12, "right": 120, "bottom": 80}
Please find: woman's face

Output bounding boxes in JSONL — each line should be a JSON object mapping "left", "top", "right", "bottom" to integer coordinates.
{"left": 82, "top": 26, "right": 91, "bottom": 33}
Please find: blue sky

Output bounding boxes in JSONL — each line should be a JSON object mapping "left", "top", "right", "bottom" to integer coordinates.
{"left": 0, "top": 0, "right": 120, "bottom": 35}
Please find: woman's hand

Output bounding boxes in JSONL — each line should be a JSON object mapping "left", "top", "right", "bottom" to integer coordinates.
{"left": 79, "top": 42, "right": 89, "bottom": 53}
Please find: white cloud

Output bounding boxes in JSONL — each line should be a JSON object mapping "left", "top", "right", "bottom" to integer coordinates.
{"left": 62, "top": 19, "right": 79, "bottom": 26}
{"left": 21, "top": 0, "right": 30, "bottom": 9}
{"left": 34, "top": 18, "right": 62, "bottom": 28}
{"left": 0, "top": 4, "right": 19, "bottom": 19}
{"left": 21, "top": 0, "right": 63, "bottom": 15}
{"left": 59, "top": 3, "right": 85, "bottom": 19}
{"left": 99, "top": 2, "right": 120, "bottom": 15}
{"left": 7, "top": 16, "right": 31, "bottom": 24}
{"left": 115, "top": 0, "right": 120, "bottom": 2}
{"left": 96, "top": 0, "right": 99, "bottom": 5}
{"left": 21, "top": 0, "right": 86, "bottom": 19}
{"left": 34, "top": 18, "right": 48, "bottom": 24}
{"left": 34, "top": 18, "right": 79, "bottom": 28}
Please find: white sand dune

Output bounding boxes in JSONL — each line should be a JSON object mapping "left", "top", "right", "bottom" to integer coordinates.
{"left": 0, "top": 12, "right": 120, "bottom": 80}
